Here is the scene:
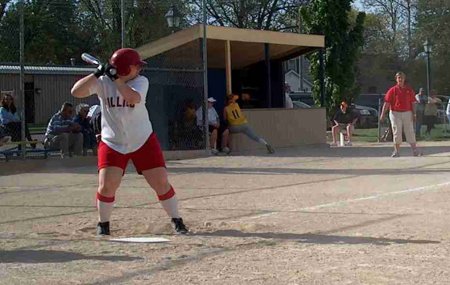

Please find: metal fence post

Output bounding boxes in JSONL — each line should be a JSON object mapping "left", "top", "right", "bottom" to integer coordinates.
{"left": 202, "top": 0, "right": 210, "bottom": 151}
{"left": 20, "top": 0, "right": 26, "bottom": 158}
{"left": 377, "top": 95, "right": 382, "bottom": 142}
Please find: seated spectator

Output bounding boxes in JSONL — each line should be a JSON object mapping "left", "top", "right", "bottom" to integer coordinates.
{"left": 330, "top": 101, "right": 358, "bottom": 146}
{"left": 87, "top": 105, "right": 102, "bottom": 142}
{"left": 74, "top": 104, "right": 97, "bottom": 156}
{"left": 0, "top": 93, "right": 37, "bottom": 149}
{"left": 284, "top": 82, "right": 294, "bottom": 109}
{"left": 424, "top": 92, "right": 441, "bottom": 136}
{"left": 177, "top": 99, "right": 203, "bottom": 149}
{"left": 44, "top": 102, "right": 83, "bottom": 158}
{"left": 196, "top": 97, "right": 230, "bottom": 155}
{"left": 240, "top": 93, "right": 258, "bottom": 109}
{"left": 0, "top": 127, "right": 11, "bottom": 148}
{"left": 224, "top": 94, "right": 274, "bottom": 154}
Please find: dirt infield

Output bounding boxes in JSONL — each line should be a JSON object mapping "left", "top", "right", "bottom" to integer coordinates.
{"left": 1, "top": 142, "right": 450, "bottom": 284}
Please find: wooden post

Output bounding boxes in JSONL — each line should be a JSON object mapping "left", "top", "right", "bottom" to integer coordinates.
{"left": 265, "top": 43, "right": 272, "bottom": 108}
{"left": 225, "top": 40, "right": 232, "bottom": 95}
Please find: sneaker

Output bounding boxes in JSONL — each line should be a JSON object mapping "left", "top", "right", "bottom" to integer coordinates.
{"left": 391, "top": 151, "right": 400, "bottom": 158}
{"left": 96, "top": 221, "right": 110, "bottom": 236}
{"left": 329, "top": 142, "right": 338, "bottom": 147}
{"left": 413, "top": 149, "right": 423, "bottom": 157}
{"left": 266, "top": 144, "right": 275, "bottom": 154}
{"left": 345, "top": 141, "right": 352, "bottom": 146}
{"left": 211, "top": 148, "right": 219, "bottom": 155}
{"left": 222, "top": 147, "right": 231, "bottom": 155}
{"left": 171, "top": 218, "right": 188, "bottom": 234}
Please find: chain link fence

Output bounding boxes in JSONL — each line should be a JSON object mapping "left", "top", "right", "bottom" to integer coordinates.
{"left": 376, "top": 95, "right": 450, "bottom": 143}
{"left": 0, "top": 1, "right": 208, "bottom": 160}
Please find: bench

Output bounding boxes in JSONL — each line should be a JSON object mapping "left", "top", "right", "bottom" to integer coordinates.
{"left": 0, "top": 140, "right": 59, "bottom": 162}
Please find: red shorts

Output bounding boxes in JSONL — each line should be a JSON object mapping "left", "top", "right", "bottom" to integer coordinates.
{"left": 98, "top": 133, "right": 166, "bottom": 174}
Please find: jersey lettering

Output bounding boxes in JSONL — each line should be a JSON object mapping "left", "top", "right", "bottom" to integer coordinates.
{"left": 106, "top": 97, "right": 135, "bottom": 109}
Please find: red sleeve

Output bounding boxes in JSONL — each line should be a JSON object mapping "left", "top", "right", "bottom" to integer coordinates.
{"left": 385, "top": 87, "right": 394, "bottom": 104}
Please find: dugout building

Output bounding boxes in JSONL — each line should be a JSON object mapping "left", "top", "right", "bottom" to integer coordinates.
{"left": 137, "top": 25, "right": 326, "bottom": 153}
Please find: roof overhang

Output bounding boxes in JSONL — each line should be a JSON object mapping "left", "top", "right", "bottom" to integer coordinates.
{"left": 0, "top": 64, "right": 95, "bottom": 75}
{"left": 137, "top": 25, "right": 324, "bottom": 69}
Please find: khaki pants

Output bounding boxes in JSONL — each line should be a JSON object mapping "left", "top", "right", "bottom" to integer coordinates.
{"left": 389, "top": 111, "right": 416, "bottom": 144}
{"left": 45, "top": 133, "right": 83, "bottom": 156}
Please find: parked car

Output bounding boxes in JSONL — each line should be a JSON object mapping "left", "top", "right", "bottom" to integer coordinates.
{"left": 292, "top": 101, "right": 311, "bottom": 109}
{"left": 355, "top": 94, "right": 384, "bottom": 111}
{"left": 289, "top": 92, "right": 315, "bottom": 106}
{"left": 352, "top": 104, "right": 379, "bottom": 129}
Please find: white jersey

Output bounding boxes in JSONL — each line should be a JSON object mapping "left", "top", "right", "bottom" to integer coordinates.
{"left": 89, "top": 75, "right": 152, "bottom": 154}
{"left": 195, "top": 106, "right": 219, "bottom": 126}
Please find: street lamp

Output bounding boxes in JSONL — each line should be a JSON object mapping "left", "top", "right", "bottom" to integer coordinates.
{"left": 423, "top": 39, "right": 432, "bottom": 97}
{"left": 165, "top": 5, "right": 182, "bottom": 32}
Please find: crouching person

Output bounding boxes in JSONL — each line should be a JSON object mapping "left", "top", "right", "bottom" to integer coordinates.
{"left": 44, "top": 102, "right": 83, "bottom": 158}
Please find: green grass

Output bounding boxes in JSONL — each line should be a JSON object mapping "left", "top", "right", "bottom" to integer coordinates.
{"left": 351, "top": 124, "right": 450, "bottom": 142}
{"left": 353, "top": 128, "right": 379, "bottom": 142}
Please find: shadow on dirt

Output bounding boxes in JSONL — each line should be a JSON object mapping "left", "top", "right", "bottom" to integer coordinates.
{"left": 193, "top": 230, "right": 440, "bottom": 246}
{"left": 0, "top": 249, "right": 142, "bottom": 263}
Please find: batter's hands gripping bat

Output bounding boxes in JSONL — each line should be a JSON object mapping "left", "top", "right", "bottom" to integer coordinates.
{"left": 81, "top": 53, "right": 100, "bottom": 65}
{"left": 82, "top": 52, "right": 118, "bottom": 80}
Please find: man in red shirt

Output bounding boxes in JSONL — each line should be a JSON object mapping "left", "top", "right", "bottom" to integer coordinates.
{"left": 380, "top": 72, "right": 421, "bottom": 157}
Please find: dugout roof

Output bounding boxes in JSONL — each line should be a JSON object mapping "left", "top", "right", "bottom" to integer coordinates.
{"left": 137, "top": 24, "right": 325, "bottom": 69}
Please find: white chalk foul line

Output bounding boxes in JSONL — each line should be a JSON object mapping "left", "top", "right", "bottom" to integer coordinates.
{"left": 243, "top": 181, "right": 450, "bottom": 221}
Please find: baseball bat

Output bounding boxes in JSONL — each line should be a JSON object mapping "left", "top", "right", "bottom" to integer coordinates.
{"left": 81, "top": 53, "right": 100, "bottom": 65}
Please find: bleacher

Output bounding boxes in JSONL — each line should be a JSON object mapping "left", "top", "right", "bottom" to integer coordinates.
{"left": 0, "top": 125, "right": 59, "bottom": 161}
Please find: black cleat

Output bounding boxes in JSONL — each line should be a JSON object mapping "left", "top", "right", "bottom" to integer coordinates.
{"left": 171, "top": 218, "right": 188, "bottom": 234}
{"left": 97, "top": 221, "right": 110, "bottom": 236}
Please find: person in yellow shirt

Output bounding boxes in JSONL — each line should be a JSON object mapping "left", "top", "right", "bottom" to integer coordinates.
{"left": 223, "top": 94, "right": 274, "bottom": 154}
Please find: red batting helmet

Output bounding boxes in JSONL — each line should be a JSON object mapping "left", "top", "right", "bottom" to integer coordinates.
{"left": 110, "top": 48, "right": 147, "bottom": 76}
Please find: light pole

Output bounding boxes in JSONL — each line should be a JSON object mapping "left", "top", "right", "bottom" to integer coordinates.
{"left": 423, "top": 39, "right": 432, "bottom": 97}
{"left": 165, "top": 5, "right": 182, "bottom": 33}
{"left": 121, "top": 0, "right": 124, "bottom": 47}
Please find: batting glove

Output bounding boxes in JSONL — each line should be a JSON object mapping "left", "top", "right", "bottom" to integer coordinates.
{"left": 94, "top": 64, "right": 105, "bottom": 78}
{"left": 105, "top": 64, "right": 118, "bottom": 81}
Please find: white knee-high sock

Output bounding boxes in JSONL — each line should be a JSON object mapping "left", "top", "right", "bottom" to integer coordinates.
{"left": 158, "top": 186, "right": 180, "bottom": 218}
{"left": 96, "top": 192, "right": 115, "bottom": 222}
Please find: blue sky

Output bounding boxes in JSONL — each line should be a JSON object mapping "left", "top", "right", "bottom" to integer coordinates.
{"left": 353, "top": 0, "right": 365, "bottom": 10}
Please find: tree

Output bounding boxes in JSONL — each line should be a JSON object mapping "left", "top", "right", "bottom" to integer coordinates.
{"left": 0, "top": 0, "right": 88, "bottom": 64}
{"left": 188, "top": 0, "right": 310, "bottom": 31}
{"left": 415, "top": 0, "right": 450, "bottom": 94}
{"left": 361, "top": 0, "right": 418, "bottom": 58}
{"left": 0, "top": 0, "right": 12, "bottom": 21}
{"left": 361, "top": 12, "right": 393, "bottom": 54}
{"left": 300, "top": 0, "right": 365, "bottom": 111}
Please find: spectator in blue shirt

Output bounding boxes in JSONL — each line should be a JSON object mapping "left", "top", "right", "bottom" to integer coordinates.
{"left": 74, "top": 103, "right": 97, "bottom": 156}
{"left": 44, "top": 102, "right": 83, "bottom": 157}
{"left": 0, "top": 93, "right": 36, "bottom": 149}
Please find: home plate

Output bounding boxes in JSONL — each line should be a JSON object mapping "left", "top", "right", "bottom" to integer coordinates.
{"left": 110, "top": 237, "right": 170, "bottom": 243}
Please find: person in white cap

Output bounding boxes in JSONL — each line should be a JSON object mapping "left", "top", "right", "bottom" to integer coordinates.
{"left": 196, "top": 97, "right": 229, "bottom": 154}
